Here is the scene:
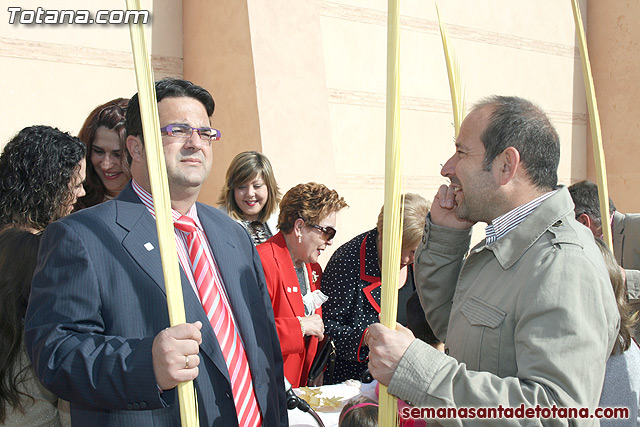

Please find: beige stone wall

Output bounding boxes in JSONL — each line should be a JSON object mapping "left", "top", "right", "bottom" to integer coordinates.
{"left": 184, "top": 0, "right": 338, "bottom": 211}
{"left": 0, "top": 0, "right": 183, "bottom": 144}
{"left": 187, "top": 0, "right": 590, "bottom": 261}
{"left": 2, "top": 1, "right": 606, "bottom": 263}
{"left": 587, "top": 0, "right": 640, "bottom": 213}
{"left": 318, "top": 0, "right": 588, "bottom": 255}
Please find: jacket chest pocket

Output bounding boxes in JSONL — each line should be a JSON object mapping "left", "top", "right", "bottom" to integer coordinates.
{"left": 459, "top": 297, "right": 506, "bottom": 375}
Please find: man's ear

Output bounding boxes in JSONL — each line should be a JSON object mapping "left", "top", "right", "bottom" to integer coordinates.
{"left": 126, "top": 136, "right": 143, "bottom": 162}
{"left": 577, "top": 213, "right": 592, "bottom": 228}
{"left": 497, "top": 146, "right": 520, "bottom": 185}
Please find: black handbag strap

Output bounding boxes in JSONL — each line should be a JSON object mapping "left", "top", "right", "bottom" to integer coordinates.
{"left": 323, "top": 338, "right": 336, "bottom": 385}
{"left": 308, "top": 336, "right": 336, "bottom": 385}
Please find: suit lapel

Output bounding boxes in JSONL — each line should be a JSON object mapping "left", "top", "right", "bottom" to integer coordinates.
{"left": 359, "top": 232, "right": 382, "bottom": 312}
{"left": 116, "top": 185, "right": 169, "bottom": 296}
{"left": 272, "top": 233, "right": 306, "bottom": 316}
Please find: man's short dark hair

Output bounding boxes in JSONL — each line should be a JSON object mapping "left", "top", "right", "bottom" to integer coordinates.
{"left": 568, "top": 180, "right": 616, "bottom": 226}
{"left": 475, "top": 96, "right": 560, "bottom": 191}
{"left": 125, "top": 77, "right": 215, "bottom": 139}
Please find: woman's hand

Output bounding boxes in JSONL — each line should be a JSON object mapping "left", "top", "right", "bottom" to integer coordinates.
{"left": 300, "top": 314, "right": 325, "bottom": 339}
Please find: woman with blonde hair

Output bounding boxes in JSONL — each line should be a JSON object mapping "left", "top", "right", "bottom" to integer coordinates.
{"left": 322, "top": 193, "right": 430, "bottom": 384}
{"left": 218, "top": 151, "right": 280, "bottom": 245}
{"left": 257, "top": 183, "right": 348, "bottom": 387}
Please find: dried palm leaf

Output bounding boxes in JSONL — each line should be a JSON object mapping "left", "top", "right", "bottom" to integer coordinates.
{"left": 380, "top": 0, "right": 403, "bottom": 426}
{"left": 126, "top": 0, "right": 199, "bottom": 424}
{"left": 435, "top": 1, "right": 466, "bottom": 137}
{"left": 571, "top": 0, "right": 613, "bottom": 249}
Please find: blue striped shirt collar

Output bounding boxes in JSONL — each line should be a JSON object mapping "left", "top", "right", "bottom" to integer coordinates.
{"left": 485, "top": 190, "right": 558, "bottom": 244}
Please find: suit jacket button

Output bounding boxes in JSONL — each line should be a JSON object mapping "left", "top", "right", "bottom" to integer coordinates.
{"left": 126, "top": 404, "right": 133, "bottom": 410}
{"left": 226, "top": 391, "right": 232, "bottom": 400}
{"left": 133, "top": 402, "right": 140, "bottom": 409}
{"left": 140, "top": 401, "right": 147, "bottom": 409}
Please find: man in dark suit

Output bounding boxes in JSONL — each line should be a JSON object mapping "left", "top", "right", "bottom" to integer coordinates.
{"left": 568, "top": 180, "right": 640, "bottom": 340}
{"left": 25, "top": 78, "right": 288, "bottom": 426}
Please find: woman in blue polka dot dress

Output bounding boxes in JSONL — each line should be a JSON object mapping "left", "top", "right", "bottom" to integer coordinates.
{"left": 321, "top": 193, "right": 430, "bottom": 384}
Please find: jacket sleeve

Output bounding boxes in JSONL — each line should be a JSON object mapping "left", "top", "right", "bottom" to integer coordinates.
{"left": 389, "top": 240, "right": 619, "bottom": 426}
{"left": 413, "top": 217, "right": 472, "bottom": 342}
{"left": 322, "top": 252, "right": 372, "bottom": 361}
{"left": 23, "top": 220, "right": 165, "bottom": 410}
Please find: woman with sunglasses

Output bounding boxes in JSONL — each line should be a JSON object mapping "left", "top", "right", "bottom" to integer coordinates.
{"left": 257, "top": 182, "right": 348, "bottom": 387}
{"left": 218, "top": 151, "right": 280, "bottom": 245}
{"left": 321, "top": 193, "right": 430, "bottom": 384}
{"left": 74, "top": 98, "right": 130, "bottom": 210}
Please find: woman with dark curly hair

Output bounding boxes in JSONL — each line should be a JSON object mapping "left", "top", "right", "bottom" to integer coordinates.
{"left": 257, "top": 182, "right": 348, "bottom": 387}
{"left": 0, "top": 126, "right": 86, "bottom": 232}
{"left": 75, "top": 98, "right": 130, "bottom": 209}
{"left": 0, "top": 228, "right": 69, "bottom": 426}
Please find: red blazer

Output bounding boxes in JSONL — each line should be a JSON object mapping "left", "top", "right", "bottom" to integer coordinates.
{"left": 257, "top": 232, "right": 323, "bottom": 387}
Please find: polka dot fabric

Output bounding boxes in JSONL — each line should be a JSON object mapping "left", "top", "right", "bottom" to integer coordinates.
{"left": 322, "top": 228, "right": 415, "bottom": 384}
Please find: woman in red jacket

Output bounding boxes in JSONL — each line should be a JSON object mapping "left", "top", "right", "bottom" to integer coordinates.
{"left": 257, "top": 182, "right": 348, "bottom": 387}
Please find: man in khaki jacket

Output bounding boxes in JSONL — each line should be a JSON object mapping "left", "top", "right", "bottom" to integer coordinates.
{"left": 367, "top": 96, "right": 620, "bottom": 426}
{"left": 568, "top": 179, "right": 640, "bottom": 340}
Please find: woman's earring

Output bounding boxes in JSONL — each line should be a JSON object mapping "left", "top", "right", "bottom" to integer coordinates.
{"left": 298, "top": 234, "right": 302, "bottom": 243}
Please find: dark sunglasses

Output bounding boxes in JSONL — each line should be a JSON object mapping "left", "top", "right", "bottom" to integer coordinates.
{"left": 309, "top": 224, "right": 337, "bottom": 241}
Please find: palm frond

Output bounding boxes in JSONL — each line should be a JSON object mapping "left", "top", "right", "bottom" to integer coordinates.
{"left": 571, "top": 0, "right": 613, "bottom": 250}
{"left": 435, "top": 1, "right": 465, "bottom": 137}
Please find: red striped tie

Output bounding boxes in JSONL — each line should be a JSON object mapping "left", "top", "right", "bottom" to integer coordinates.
{"left": 175, "top": 216, "right": 262, "bottom": 427}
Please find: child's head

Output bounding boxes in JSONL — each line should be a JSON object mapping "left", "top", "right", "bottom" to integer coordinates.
{"left": 339, "top": 396, "right": 378, "bottom": 427}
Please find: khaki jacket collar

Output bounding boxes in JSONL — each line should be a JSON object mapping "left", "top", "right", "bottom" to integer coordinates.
{"left": 476, "top": 186, "right": 579, "bottom": 270}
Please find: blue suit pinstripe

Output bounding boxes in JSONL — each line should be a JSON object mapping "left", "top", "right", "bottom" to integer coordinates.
{"left": 24, "top": 183, "right": 287, "bottom": 426}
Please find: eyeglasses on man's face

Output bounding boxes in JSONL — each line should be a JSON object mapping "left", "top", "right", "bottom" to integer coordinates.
{"left": 309, "top": 224, "right": 337, "bottom": 241}
{"left": 160, "top": 124, "right": 221, "bottom": 143}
